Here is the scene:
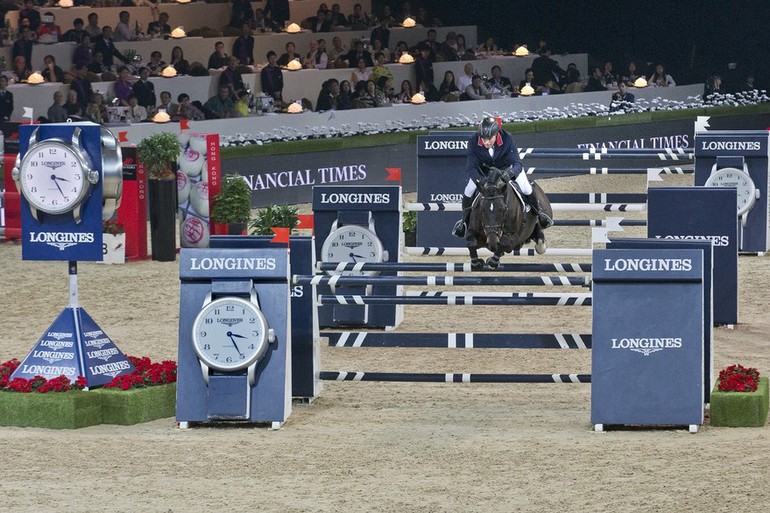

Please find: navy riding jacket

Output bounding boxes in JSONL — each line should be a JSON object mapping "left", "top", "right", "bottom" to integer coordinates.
{"left": 464, "top": 130, "right": 523, "bottom": 181}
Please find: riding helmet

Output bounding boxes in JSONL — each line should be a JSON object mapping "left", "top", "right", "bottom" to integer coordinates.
{"left": 478, "top": 117, "right": 500, "bottom": 139}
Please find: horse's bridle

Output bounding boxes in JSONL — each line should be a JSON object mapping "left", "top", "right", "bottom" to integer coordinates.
{"left": 481, "top": 192, "right": 508, "bottom": 239}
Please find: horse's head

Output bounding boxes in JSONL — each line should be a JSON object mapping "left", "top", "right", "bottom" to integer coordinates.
{"left": 478, "top": 168, "right": 509, "bottom": 252}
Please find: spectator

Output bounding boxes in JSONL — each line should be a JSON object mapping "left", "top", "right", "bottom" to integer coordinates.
{"left": 114, "top": 66, "right": 134, "bottom": 106}
{"left": 601, "top": 61, "right": 616, "bottom": 88}
{"left": 95, "top": 26, "right": 130, "bottom": 68}
{"left": 584, "top": 67, "right": 607, "bottom": 92}
{"left": 371, "top": 39, "right": 390, "bottom": 63}
{"left": 12, "top": 28, "right": 35, "bottom": 71}
{"left": 114, "top": 11, "right": 136, "bottom": 42}
{"left": 304, "top": 39, "right": 328, "bottom": 70}
{"left": 203, "top": 85, "right": 237, "bottom": 119}
{"left": 88, "top": 51, "right": 109, "bottom": 76}
{"left": 126, "top": 95, "right": 148, "bottom": 122}
{"left": 148, "top": 12, "right": 171, "bottom": 38}
{"left": 438, "top": 32, "right": 460, "bottom": 62}
{"left": 85, "top": 12, "right": 101, "bottom": 39}
{"left": 11, "top": 56, "right": 30, "bottom": 82}
{"left": 370, "top": 18, "right": 390, "bottom": 50}
{"left": 328, "top": 4, "right": 348, "bottom": 28}
{"left": 460, "top": 74, "right": 491, "bottom": 100}
{"left": 253, "top": 9, "right": 277, "bottom": 33}
{"left": 535, "top": 38, "right": 549, "bottom": 55}
{"left": 264, "top": 0, "right": 290, "bottom": 28}
{"left": 649, "top": 64, "right": 676, "bottom": 87}
{"left": 354, "top": 79, "right": 376, "bottom": 108}
{"left": 414, "top": 44, "right": 439, "bottom": 101}
{"left": 147, "top": 51, "right": 166, "bottom": 76}
{"left": 175, "top": 93, "right": 205, "bottom": 121}
{"left": 519, "top": 68, "right": 537, "bottom": 91}
{"left": 438, "top": 70, "right": 460, "bottom": 101}
{"left": 277, "top": 41, "right": 301, "bottom": 67}
{"left": 704, "top": 75, "right": 723, "bottom": 101}
{"left": 316, "top": 78, "right": 339, "bottom": 111}
{"left": 69, "top": 65, "right": 93, "bottom": 107}
{"left": 400, "top": 1, "right": 413, "bottom": 22}
{"left": 232, "top": 23, "right": 254, "bottom": 66}
{"left": 374, "top": 76, "right": 393, "bottom": 106}
{"left": 86, "top": 92, "right": 108, "bottom": 124}
{"left": 157, "top": 91, "right": 178, "bottom": 117}
{"left": 229, "top": 0, "right": 254, "bottom": 32}
{"left": 531, "top": 49, "right": 564, "bottom": 88}
{"left": 62, "top": 17, "right": 86, "bottom": 43}
{"left": 422, "top": 28, "right": 439, "bottom": 61}
{"left": 309, "top": 9, "right": 332, "bottom": 32}
{"left": 260, "top": 51, "right": 284, "bottom": 103}
{"left": 328, "top": 36, "right": 348, "bottom": 66}
{"left": 19, "top": 0, "right": 40, "bottom": 32}
{"left": 132, "top": 67, "right": 157, "bottom": 111}
{"left": 219, "top": 55, "right": 245, "bottom": 95}
{"left": 740, "top": 73, "right": 757, "bottom": 92}
{"left": 563, "top": 64, "right": 582, "bottom": 93}
{"left": 487, "top": 65, "right": 512, "bottom": 95}
{"left": 208, "top": 41, "right": 229, "bottom": 70}
{"left": 348, "top": 3, "right": 371, "bottom": 30}
{"left": 170, "top": 46, "right": 190, "bottom": 75}
{"left": 351, "top": 57, "right": 372, "bottom": 88}
{"left": 47, "top": 91, "right": 67, "bottom": 123}
{"left": 337, "top": 79, "right": 353, "bottom": 110}
{"left": 379, "top": 5, "right": 396, "bottom": 26}
{"left": 36, "top": 12, "right": 62, "bottom": 42}
{"left": 621, "top": 61, "right": 642, "bottom": 87}
{"left": 371, "top": 52, "right": 392, "bottom": 85}
{"left": 65, "top": 102, "right": 85, "bottom": 122}
{"left": 235, "top": 90, "right": 250, "bottom": 117}
{"left": 72, "top": 34, "right": 93, "bottom": 70}
{"left": 456, "top": 34, "right": 469, "bottom": 57}
{"left": 392, "top": 40, "right": 410, "bottom": 62}
{"left": 457, "top": 62, "right": 474, "bottom": 92}
{"left": 476, "top": 36, "right": 498, "bottom": 55}
{"left": 611, "top": 81, "right": 635, "bottom": 105}
{"left": 42, "top": 55, "right": 64, "bottom": 83}
{"left": 415, "top": 6, "right": 440, "bottom": 27}
{"left": 0, "top": 76, "right": 12, "bottom": 121}
{"left": 65, "top": 90, "right": 79, "bottom": 112}
{"left": 343, "top": 40, "right": 373, "bottom": 68}
{"left": 397, "top": 79, "right": 414, "bottom": 102}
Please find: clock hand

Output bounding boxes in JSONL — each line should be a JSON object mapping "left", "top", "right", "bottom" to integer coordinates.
{"left": 230, "top": 333, "right": 247, "bottom": 339}
{"left": 51, "top": 175, "right": 70, "bottom": 182}
{"left": 226, "top": 331, "right": 244, "bottom": 356}
{"left": 349, "top": 252, "right": 366, "bottom": 260}
{"left": 50, "top": 174, "right": 65, "bottom": 196}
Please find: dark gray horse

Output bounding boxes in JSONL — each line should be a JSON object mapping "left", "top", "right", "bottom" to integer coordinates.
{"left": 466, "top": 168, "right": 553, "bottom": 270}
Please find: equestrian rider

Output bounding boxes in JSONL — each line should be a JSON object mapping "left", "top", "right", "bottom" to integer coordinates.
{"left": 452, "top": 117, "right": 553, "bottom": 240}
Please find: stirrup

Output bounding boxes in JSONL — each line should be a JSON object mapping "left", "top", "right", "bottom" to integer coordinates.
{"left": 538, "top": 211, "right": 554, "bottom": 228}
{"left": 452, "top": 219, "right": 466, "bottom": 238}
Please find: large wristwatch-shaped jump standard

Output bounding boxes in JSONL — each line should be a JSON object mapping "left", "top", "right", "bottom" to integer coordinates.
{"left": 705, "top": 156, "right": 759, "bottom": 227}
{"left": 11, "top": 126, "right": 123, "bottom": 224}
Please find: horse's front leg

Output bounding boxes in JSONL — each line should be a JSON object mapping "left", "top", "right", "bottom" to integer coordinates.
{"left": 532, "top": 225, "right": 547, "bottom": 255}
{"left": 486, "top": 250, "right": 504, "bottom": 270}
{"left": 468, "top": 245, "right": 484, "bottom": 270}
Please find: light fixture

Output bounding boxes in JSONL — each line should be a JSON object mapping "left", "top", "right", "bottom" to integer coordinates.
{"left": 170, "top": 27, "right": 186, "bottom": 38}
{"left": 401, "top": 17, "right": 415, "bottom": 28}
{"left": 514, "top": 46, "right": 529, "bottom": 57}
{"left": 58, "top": 0, "right": 73, "bottom": 7}
{"left": 286, "top": 102, "right": 303, "bottom": 113}
{"left": 633, "top": 77, "right": 648, "bottom": 88}
{"left": 285, "top": 23, "right": 301, "bottom": 34}
{"left": 519, "top": 84, "right": 535, "bottom": 96}
{"left": 410, "top": 92, "right": 426, "bottom": 104}
{"left": 286, "top": 59, "right": 302, "bottom": 71}
{"left": 152, "top": 111, "right": 171, "bottom": 123}
{"left": 398, "top": 53, "right": 415, "bottom": 64}
{"left": 161, "top": 66, "right": 177, "bottom": 78}
{"left": 27, "top": 72, "right": 44, "bottom": 84}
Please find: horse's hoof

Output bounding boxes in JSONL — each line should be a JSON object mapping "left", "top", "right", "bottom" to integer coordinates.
{"left": 471, "top": 258, "right": 484, "bottom": 271}
{"left": 486, "top": 256, "right": 500, "bottom": 269}
{"left": 535, "top": 238, "right": 547, "bottom": 255}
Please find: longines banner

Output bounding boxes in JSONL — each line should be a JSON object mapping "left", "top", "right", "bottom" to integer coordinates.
{"left": 221, "top": 113, "right": 770, "bottom": 207}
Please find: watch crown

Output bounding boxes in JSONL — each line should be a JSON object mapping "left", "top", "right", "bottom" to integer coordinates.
{"left": 11, "top": 166, "right": 20, "bottom": 181}
{"left": 88, "top": 169, "right": 100, "bottom": 184}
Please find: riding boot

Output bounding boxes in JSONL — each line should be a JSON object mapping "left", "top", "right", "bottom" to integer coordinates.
{"left": 451, "top": 196, "right": 473, "bottom": 238}
{"left": 524, "top": 193, "right": 554, "bottom": 228}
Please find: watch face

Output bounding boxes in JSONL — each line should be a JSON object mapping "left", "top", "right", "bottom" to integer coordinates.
{"left": 192, "top": 297, "right": 270, "bottom": 372}
{"left": 321, "top": 225, "right": 384, "bottom": 276}
{"left": 19, "top": 140, "right": 90, "bottom": 214}
{"left": 706, "top": 167, "right": 756, "bottom": 215}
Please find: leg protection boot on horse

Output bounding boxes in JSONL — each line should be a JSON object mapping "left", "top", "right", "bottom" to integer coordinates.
{"left": 524, "top": 192, "right": 554, "bottom": 228}
{"left": 451, "top": 195, "right": 474, "bottom": 238}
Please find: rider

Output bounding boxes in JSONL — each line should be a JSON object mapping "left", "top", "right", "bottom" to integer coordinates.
{"left": 452, "top": 117, "right": 553, "bottom": 241}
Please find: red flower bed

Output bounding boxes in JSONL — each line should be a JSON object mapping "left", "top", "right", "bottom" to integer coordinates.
{"left": 718, "top": 364, "right": 761, "bottom": 393}
{"left": 103, "top": 355, "right": 177, "bottom": 390}
{"left": 1, "top": 358, "right": 87, "bottom": 393}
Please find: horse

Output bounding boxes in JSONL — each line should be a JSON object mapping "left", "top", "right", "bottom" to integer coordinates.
{"left": 466, "top": 167, "right": 553, "bottom": 270}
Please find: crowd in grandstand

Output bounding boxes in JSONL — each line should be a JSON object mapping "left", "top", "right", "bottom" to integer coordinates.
{"left": 0, "top": 0, "right": 760, "bottom": 123}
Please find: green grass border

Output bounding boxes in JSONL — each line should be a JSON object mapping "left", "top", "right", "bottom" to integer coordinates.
{"left": 219, "top": 103, "right": 770, "bottom": 160}
{"left": 710, "top": 377, "right": 769, "bottom": 427}
{"left": 0, "top": 391, "right": 103, "bottom": 429}
{"left": 94, "top": 383, "right": 177, "bottom": 425}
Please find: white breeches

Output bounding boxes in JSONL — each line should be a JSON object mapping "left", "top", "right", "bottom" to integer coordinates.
{"left": 465, "top": 172, "right": 531, "bottom": 197}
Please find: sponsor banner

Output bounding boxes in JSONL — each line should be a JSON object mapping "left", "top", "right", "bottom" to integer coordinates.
{"left": 694, "top": 132, "right": 768, "bottom": 157}
{"left": 116, "top": 145, "right": 148, "bottom": 261}
{"left": 78, "top": 309, "right": 135, "bottom": 387}
{"left": 178, "top": 133, "right": 219, "bottom": 249}
{"left": 20, "top": 124, "right": 104, "bottom": 261}
{"left": 179, "top": 247, "right": 288, "bottom": 280}
{"left": 312, "top": 184, "right": 401, "bottom": 211}
{"left": 591, "top": 248, "right": 705, "bottom": 426}
{"left": 647, "top": 187, "right": 738, "bottom": 325}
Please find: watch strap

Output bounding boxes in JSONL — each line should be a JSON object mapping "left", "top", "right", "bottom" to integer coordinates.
{"left": 210, "top": 279, "right": 253, "bottom": 297}
{"left": 338, "top": 210, "right": 371, "bottom": 226}
{"left": 716, "top": 156, "right": 745, "bottom": 169}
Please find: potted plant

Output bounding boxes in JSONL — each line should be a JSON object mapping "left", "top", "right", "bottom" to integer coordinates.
{"left": 402, "top": 210, "right": 416, "bottom": 247}
{"left": 137, "top": 132, "right": 180, "bottom": 261}
{"left": 249, "top": 205, "right": 299, "bottom": 235}
{"left": 211, "top": 174, "right": 252, "bottom": 235}
{"left": 100, "top": 219, "right": 126, "bottom": 264}
{"left": 710, "top": 364, "right": 769, "bottom": 427}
